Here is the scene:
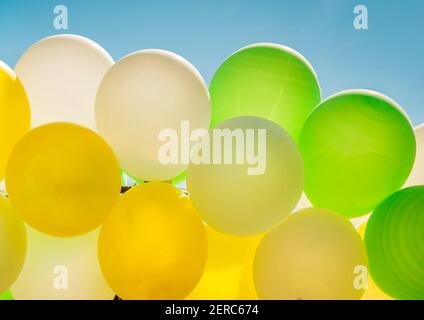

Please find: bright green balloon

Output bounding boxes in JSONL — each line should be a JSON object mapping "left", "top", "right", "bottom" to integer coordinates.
{"left": 365, "top": 186, "right": 424, "bottom": 300}
{"left": 299, "top": 90, "right": 415, "bottom": 218}
{"left": 0, "top": 290, "right": 13, "bottom": 300}
{"left": 210, "top": 43, "right": 321, "bottom": 141}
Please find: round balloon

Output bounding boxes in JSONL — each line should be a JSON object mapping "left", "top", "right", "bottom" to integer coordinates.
{"left": 405, "top": 124, "right": 424, "bottom": 186}
{"left": 0, "top": 195, "right": 26, "bottom": 293}
{"left": 0, "top": 61, "right": 31, "bottom": 180}
{"left": 357, "top": 223, "right": 393, "bottom": 300}
{"left": 186, "top": 267, "right": 246, "bottom": 300}
{"left": 12, "top": 226, "right": 114, "bottom": 300}
{"left": 239, "top": 262, "right": 259, "bottom": 300}
{"left": 95, "top": 49, "right": 211, "bottom": 182}
{"left": 187, "top": 116, "right": 303, "bottom": 236}
{"left": 253, "top": 208, "right": 368, "bottom": 300}
{"left": 15, "top": 34, "right": 113, "bottom": 130}
{"left": 365, "top": 186, "right": 424, "bottom": 300}
{"left": 6, "top": 122, "right": 121, "bottom": 237}
{"left": 205, "top": 226, "right": 262, "bottom": 270}
{"left": 187, "top": 227, "right": 261, "bottom": 300}
{"left": 98, "top": 182, "right": 207, "bottom": 300}
{"left": 210, "top": 43, "right": 321, "bottom": 141}
{"left": 299, "top": 90, "right": 415, "bottom": 218}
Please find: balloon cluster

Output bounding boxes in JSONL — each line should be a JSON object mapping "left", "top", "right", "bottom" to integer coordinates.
{"left": 0, "top": 35, "right": 423, "bottom": 300}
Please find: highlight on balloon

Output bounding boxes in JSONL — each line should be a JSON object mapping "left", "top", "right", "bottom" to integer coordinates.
{"left": 0, "top": 14, "right": 423, "bottom": 302}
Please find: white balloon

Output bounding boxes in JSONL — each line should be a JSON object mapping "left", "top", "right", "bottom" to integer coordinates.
{"left": 95, "top": 49, "right": 211, "bottom": 181}
{"left": 294, "top": 193, "right": 312, "bottom": 211}
{"left": 15, "top": 34, "right": 114, "bottom": 130}
{"left": 11, "top": 226, "right": 114, "bottom": 300}
{"left": 405, "top": 124, "right": 424, "bottom": 186}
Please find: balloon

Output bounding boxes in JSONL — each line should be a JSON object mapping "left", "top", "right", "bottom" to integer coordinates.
{"left": 98, "top": 182, "right": 207, "bottom": 300}
{"left": 357, "top": 223, "right": 393, "bottom": 300}
{"left": 253, "top": 208, "right": 368, "bottom": 300}
{"left": 6, "top": 122, "right": 121, "bottom": 237}
{"left": 0, "top": 61, "right": 31, "bottom": 180}
{"left": 0, "top": 195, "right": 26, "bottom": 293}
{"left": 299, "top": 90, "right": 415, "bottom": 218}
{"left": 294, "top": 193, "right": 312, "bottom": 211}
{"left": 95, "top": 49, "right": 211, "bottom": 182}
{"left": 405, "top": 124, "right": 424, "bottom": 186}
{"left": 0, "top": 290, "right": 13, "bottom": 300}
{"left": 187, "top": 227, "right": 261, "bottom": 300}
{"left": 239, "top": 262, "right": 259, "bottom": 300}
{"left": 365, "top": 186, "right": 424, "bottom": 300}
{"left": 15, "top": 34, "right": 113, "bottom": 130}
{"left": 187, "top": 116, "right": 303, "bottom": 236}
{"left": 11, "top": 226, "right": 114, "bottom": 300}
{"left": 204, "top": 226, "right": 262, "bottom": 270}
{"left": 209, "top": 43, "right": 321, "bottom": 141}
{"left": 186, "top": 267, "right": 246, "bottom": 300}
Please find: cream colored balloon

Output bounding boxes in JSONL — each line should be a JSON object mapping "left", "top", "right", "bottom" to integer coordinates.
{"left": 294, "top": 193, "right": 312, "bottom": 211}
{"left": 95, "top": 49, "right": 211, "bottom": 181}
{"left": 405, "top": 124, "right": 424, "bottom": 186}
{"left": 253, "top": 208, "right": 368, "bottom": 300}
{"left": 15, "top": 34, "right": 114, "bottom": 130}
{"left": 11, "top": 226, "right": 114, "bottom": 300}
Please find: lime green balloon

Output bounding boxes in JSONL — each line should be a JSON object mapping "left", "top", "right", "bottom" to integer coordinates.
{"left": 365, "top": 186, "right": 424, "bottom": 300}
{"left": 210, "top": 43, "right": 321, "bottom": 141}
{"left": 299, "top": 90, "right": 415, "bottom": 218}
{"left": 0, "top": 290, "right": 13, "bottom": 300}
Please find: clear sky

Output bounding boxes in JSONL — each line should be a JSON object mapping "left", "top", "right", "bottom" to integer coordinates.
{"left": 1, "top": 0, "right": 423, "bottom": 124}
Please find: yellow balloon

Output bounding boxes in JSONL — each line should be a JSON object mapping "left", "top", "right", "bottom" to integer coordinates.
{"left": 0, "top": 61, "right": 31, "bottom": 180}
{"left": 6, "top": 122, "right": 121, "bottom": 237}
{"left": 187, "top": 226, "right": 261, "bottom": 300}
{"left": 0, "top": 195, "right": 27, "bottom": 293}
{"left": 239, "top": 262, "right": 259, "bottom": 300}
{"left": 98, "top": 182, "right": 207, "bottom": 300}
{"left": 186, "top": 266, "right": 245, "bottom": 300}
{"left": 11, "top": 226, "right": 113, "bottom": 300}
{"left": 357, "top": 223, "right": 393, "bottom": 300}
{"left": 253, "top": 208, "right": 368, "bottom": 300}
{"left": 206, "top": 226, "right": 262, "bottom": 270}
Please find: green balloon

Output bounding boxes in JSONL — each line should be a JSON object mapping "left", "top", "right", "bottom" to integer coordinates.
{"left": 210, "top": 43, "right": 321, "bottom": 141}
{"left": 172, "top": 170, "right": 187, "bottom": 187}
{"left": 0, "top": 290, "right": 13, "bottom": 300}
{"left": 299, "top": 90, "right": 415, "bottom": 218}
{"left": 365, "top": 186, "right": 424, "bottom": 300}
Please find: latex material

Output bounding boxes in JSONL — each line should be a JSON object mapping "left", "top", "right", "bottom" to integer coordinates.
{"left": 299, "top": 90, "right": 415, "bottom": 218}
{"left": 365, "top": 186, "right": 424, "bottom": 300}
{"left": 6, "top": 123, "right": 121, "bottom": 237}
{"left": 253, "top": 208, "right": 367, "bottom": 300}
{"left": 98, "top": 182, "right": 207, "bottom": 300}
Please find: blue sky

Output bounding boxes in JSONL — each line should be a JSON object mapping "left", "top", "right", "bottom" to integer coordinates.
{"left": 1, "top": 0, "right": 424, "bottom": 124}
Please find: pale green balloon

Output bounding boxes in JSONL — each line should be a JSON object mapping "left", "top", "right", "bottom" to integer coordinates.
{"left": 210, "top": 43, "right": 321, "bottom": 141}
{"left": 187, "top": 116, "right": 303, "bottom": 236}
{"left": 299, "top": 90, "right": 416, "bottom": 218}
